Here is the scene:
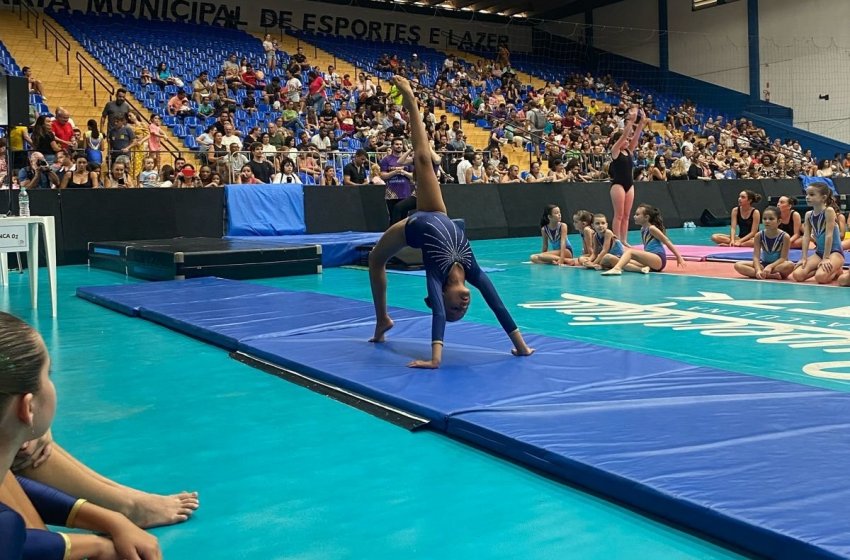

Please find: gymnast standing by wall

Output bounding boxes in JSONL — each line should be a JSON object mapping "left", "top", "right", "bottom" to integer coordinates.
{"left": 793, "top": 182, "right": 845, "bottom": 284}
{"left": 609, "top": 107, "right": 648, "bottom": 241}
{"left": 368, "top": 76, "right": 533, "bottom": 368}
{"left": 601, "top": 204, "right": 685, "bottom": 275}
{"left": 733, "top": 206, "right": 794, "bottom": 280}
{"left": 530, "top": 204, "right": 574, "bottom": 265}
{"left": 710, "top": 190, "right": 762, "bottom": 247}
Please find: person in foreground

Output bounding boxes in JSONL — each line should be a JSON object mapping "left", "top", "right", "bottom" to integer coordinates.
{"left": 369, "top": 76, "right": 534, "bottom": 369}
{"left": 0, "top": 312, "right": 161, "bottom": 560}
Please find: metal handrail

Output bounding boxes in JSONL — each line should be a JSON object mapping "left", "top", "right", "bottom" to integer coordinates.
{"left": 42, "top": 18, "right": 70, "bottom": 75}
{"left": 75, "top": 52, "right": 184, "bottom": 161}
{"left": 16, "top": 3, "right": 39, "bottom": 38}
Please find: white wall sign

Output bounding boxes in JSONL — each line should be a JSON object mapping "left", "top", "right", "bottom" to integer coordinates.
{"left": 2, "top": 0, "right": 533, "bottom": 52}
{"left": 0, "top": 223, "right": 29, "bottom": 253}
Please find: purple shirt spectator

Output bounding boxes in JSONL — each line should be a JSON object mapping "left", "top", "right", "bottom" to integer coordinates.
{"left": 380, "top": 153, "right": 413, "bottom": 200}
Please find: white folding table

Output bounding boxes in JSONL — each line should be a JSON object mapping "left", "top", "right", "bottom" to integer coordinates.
{"left": 0, "top": 216, "right": 58, "bottom": 317}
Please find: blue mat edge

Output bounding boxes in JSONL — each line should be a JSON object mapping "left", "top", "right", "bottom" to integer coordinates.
{"left": 446, "top": 417, "right": 839, "bottom": 560}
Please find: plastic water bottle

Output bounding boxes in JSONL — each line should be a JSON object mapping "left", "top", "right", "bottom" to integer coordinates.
{"left": 18, "top": 187, "right": 30, "bottom": 217}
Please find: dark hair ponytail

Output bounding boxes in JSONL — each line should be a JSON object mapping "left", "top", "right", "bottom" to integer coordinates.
{"left": 638, "top": 203, "right": 665, "bottom": 232}
{"left": 0, "top": 313, "right": 46, "bottom": 409}
{"left": 743, "top": 190, "right": 762, "bottom": 204}
{"left": 540, "top": 204, "right": 558, "bottom": 227}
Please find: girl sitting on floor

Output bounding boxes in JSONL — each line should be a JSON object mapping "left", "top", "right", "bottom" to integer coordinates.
{"left": 734, "top": 206, "right": 794, "bottom": 280}
{"left": 793, "top": 182, "right": 845, "bottom": 285}
{"left": 582, "top": 213, "right": 625, "bottom": 270}
{"left": 601, "top": 204, "right": 685, "bottom": 275}
{"left": 531, "top": 204, "right": 574, "bottom": 265}
{"left": 571, "top": 210, "right": 595, "bottom": 261}
{"left": 711, "top": 190, "right": 762, "bottom": 247}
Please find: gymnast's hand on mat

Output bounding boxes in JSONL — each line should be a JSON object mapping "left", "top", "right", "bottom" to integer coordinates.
{"left": 408, "top": 359, "right": 440, "bottom": 369}
{"left": 676, "top": 257, "right": 687, "bottom": 268}
{"left": 819, "top": 261, "right": 834, "bottom": 273}
{"left": 13, "top": 428, "right": 53, "bottom": 470}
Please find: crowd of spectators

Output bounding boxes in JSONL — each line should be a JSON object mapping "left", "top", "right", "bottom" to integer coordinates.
{"left": 2, "top": 34, "right": 847, "bottom": 191}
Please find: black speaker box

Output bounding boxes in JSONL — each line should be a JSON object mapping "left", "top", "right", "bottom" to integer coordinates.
{"left": 700, "top": 208, "right": 731, "bottom": 227}
{"left": 0, "top": 75, "right": 29, "bottom": 127}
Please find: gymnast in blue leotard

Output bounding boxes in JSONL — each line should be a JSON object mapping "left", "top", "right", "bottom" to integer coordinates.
{"left": 734, "top": 206, "right": 794, "bottom": 280}
{"left": 794, "top": 182, "right": 845, "bottom": 285}
{"left": 368, "top": 76, "right": 533, "bottom": 368}
{"left": 582, "top": 213, "right": 624, "bottom": 270}
{"left": 0, "top": 312, "right": 162, "bottom": 560}
{"left": 530, "top": 204, "right": 574, "bottom": 265}
{"left": 601, "top": 204, "right": 685, "bottom": 275}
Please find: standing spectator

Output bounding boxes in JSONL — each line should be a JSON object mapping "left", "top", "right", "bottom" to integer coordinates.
{"left": 50, "top": 107, "right": 75, "bottom": 151}
{"left": 455, "top": 149, "right": 474, "bottom": 185}
{"left": 343, "top": 149, "right": 369, "bottom": 186}
{"left": 355, "top": 73, "right": 376, "bottom": 109}
{"left": 126, "top": 112, "right": 149, "bottom": 180}
{"left": 100, "top": 88, "right": 131, "bottom": 134}
{"left": 0, "top": 139, "right": 7, "bottom": 187}
{"left": 263, "top": 34, "right": 277, "bottom": 72}
{"left": 379, "top": 137, "right": 414, "bottom": 222}
{"left": 147, "top": 114, "right": 166, "bottom": 167}
{"left": 291, "top": 46, "right": 308, "bottom": 76}
{"left": 223, "top": 143, "right": 248, "bottom": 183}
{"left": 220, "top": 122, "right": 242, "bottom": 150}
{"left": 306, "top": 70, "right": 326, "bottom": 113}
{"left": 84, "top": 119, "right": 104, "bottom": 166}
{"left": 31, "top": 115, "right": 59, "bottom": 163}
{"left": 108, "top": 115, "right": 135, "bottom": 167}
{"left": 285, "top": 69, "right": 303, "bottom": 110}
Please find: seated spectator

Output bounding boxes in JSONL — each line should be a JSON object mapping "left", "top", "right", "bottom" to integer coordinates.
{"left": 103, "top": 160, "right": 133, "bottom": 188}
{"left": 320, "top": 165, "right": 339, "bottom": 186}
{"left": 369, "top": 163, "right": 385, "bottom": 185}
{"left": 222, "top": 54, "right": 242, "bottom": 88}
{"left": 50, "top": 150, "right": 74, "bottom": 182}
{"left": 649, "top": 155, "right": 668, "bottom": 181}
{"left": 465, "top": 152, "right": 488, "bottom": 184}
{"left": 291, "top": 46, "right": 309, "bottom": 75}
{"left": 237, "top": 164, "right": 261, "bottom": 184}
{"left": 220, "top": 123, "right": 242, "bottom": 150}
{"left": 137, "top": 156, "right": 160, "bottom": 188}
{"left": 173, "top": 163, "right": 201, "bottom": 188}
{"left": 264, "top": 76, "right": 283, "bottom": 107}
{"left": 59, "top": 155, "right": 97, "bottom": 188}
{"left": 243, "top": 93, "right": 258, "bottom": 114}
{"left": 22, "top": 66, "right": 45, "bottom": 99}
{"left": 139, "top": 66, "right": 153, "bottom": 86}
{"left": 167, "top": 91, "right": 194, "bottom": 118}
{"left": 318, "top": 101, "right": 336, "bottom": 128}
{"left": 376, "top": 53, "right": 392, "bottom": 72}
{"left": 156, "top": 62, "right": 183, "bottom": 87}
{"left": 159, "top": 164, "right": 175, "bottom": 188}
{"left": 343, "top": 149, "right": 369, "bottom": 186}
{"left": 298, "top": 146, "right": 322, "bottom": 180}
{"left": 501, "top": 164, "right": 522, "bottom": 183}
{"left": 18, "top": 152, "right": 60, "bottom": 189}
{"left": 192, "top": 71, "right": 214, "bottom": 103}
{"left": 204, "top": 171, "right": 223, "bottom": 188}
{"left": 247, "top": 142, "right": 274, "bottom": 183}
{"left": 240, "top": 64, "right": 262, "bottom": 90}
{"left": 272, "top": 158, "right": 301, "bottom": 184}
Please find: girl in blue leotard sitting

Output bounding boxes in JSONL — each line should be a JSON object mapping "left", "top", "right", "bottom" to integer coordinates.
{"left": 601, "top": 204, "right": 685, "bottom": 275}
{"left": 793, "top": 182, "right": 845, "bottom": 285}
{"left": 0, "top": 313, "right": 161, "bottom": 560}
{"left": 582, "top": 213, "right": 624, "bottom": 270}
{"left": 531, "top": 204, "right": 574, "bottom": 265}
{"left": 369, "top": 76, "right": 533, "bottom": 369}
{"left": 734, "top": 206, "right": 794, "bottom": 280}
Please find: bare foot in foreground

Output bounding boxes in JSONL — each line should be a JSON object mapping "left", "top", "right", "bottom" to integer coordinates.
{"left": 370, "top": 317, "right": 394, "bottom": 343}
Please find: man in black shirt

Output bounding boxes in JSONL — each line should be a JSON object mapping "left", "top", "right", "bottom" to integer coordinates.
{"left": 290, "top": 46, "right": 308, "bottom": 75}
{"left": 247, "top": 142, "right": 274, "bottom": 183}
{"left": 343, "top": 149, "right": 369, "bottom": 186}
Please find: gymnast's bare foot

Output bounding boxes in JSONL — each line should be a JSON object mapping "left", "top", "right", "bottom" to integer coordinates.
{"left": 127, "top": 490, "right": 200, "bottom": 529}
{"left": 370, "top": 316, "right": 394, "bottom": 342}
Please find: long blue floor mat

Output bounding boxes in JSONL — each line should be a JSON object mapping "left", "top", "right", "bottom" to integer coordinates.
{"left": 709, "top": 248, "right": 850, "bottom": 266}
{"left": 77, "top": 278, "right": 850, "bottom": 560}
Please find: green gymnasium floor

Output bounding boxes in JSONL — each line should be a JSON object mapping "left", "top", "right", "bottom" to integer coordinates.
{"left": 7, "top": 227, "right": 847, "bottom": 559}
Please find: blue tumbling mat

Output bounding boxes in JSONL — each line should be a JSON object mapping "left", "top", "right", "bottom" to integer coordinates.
{"left": 77, "top": 278, "right": 850, "bottom": 560}
{"left": 709, "top": 248, "right": 850, "bottom": 266}
{"left": 225, "top": 184, "right": 306, "bottom": 236}
{"left": 225, "top": 232, "right": 382, "bottom": 267}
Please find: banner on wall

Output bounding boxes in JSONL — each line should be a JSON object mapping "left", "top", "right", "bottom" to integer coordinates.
{"left": 2, "top": 0, "right": 532, "bottom": 52}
